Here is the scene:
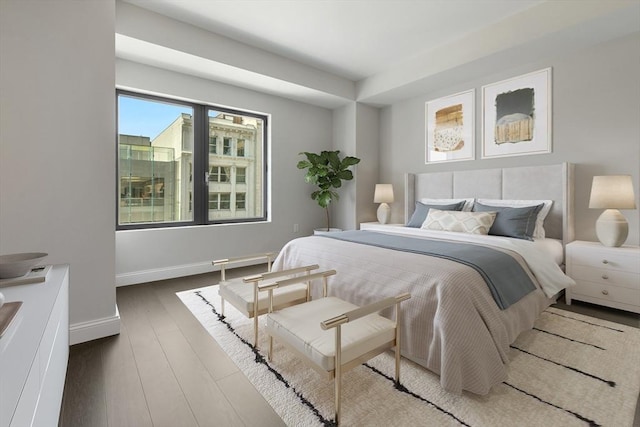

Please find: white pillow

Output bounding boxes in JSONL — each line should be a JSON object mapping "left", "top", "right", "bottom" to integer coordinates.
{"left": 420, "top": 198, "right": 474, "bottom": 212}
{"left": 421, "top": 209, "right": 497, "bottom": 235}
{"left": 476, "top": 199, "right": 553, "bottom": 238}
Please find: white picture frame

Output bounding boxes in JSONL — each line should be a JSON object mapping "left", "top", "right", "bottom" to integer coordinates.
{"left": 425, "top": 89, "right": 475, "bottom": 164}
{"left": 482, "top": 68, "right": 552, "bottom": 159}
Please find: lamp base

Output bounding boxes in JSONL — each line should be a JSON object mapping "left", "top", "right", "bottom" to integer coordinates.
{"left": 377, "top": 203, "right": 391, "bottom": 224}
{"left": 595, "top": 209, "right": 629, "bottom": 247}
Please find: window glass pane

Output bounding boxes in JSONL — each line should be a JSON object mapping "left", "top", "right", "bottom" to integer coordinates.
{"left": 220, "top": 193, "right": 231, "bottom": 210}
{"left": 223, "top": 138, "right": 231, "bottom": 155}
{"left": 207, "top": 110, "right": 264, "bottom": 222}
{"left": 236, "top": 167, "right": 246, "bottom": 184}
{"left": 208, "top": 136, "right": 217, "bottom": 154}
{"left": 236, "top": 193, "right": 246, "bottom": 210}
{"left": 118, "top": 95, "right": 194, "bottom": 225}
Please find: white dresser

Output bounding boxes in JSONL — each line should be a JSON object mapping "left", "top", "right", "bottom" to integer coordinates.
{"left": 566, "top": 241, "right": 640, "bottom": 314}
{"left": 0, "top": 265, "right": 69, "bottom": 427}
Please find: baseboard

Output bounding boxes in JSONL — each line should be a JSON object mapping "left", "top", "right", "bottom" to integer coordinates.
{"left": 69, "top": 305, "right": 121, "bottom": 345}
{"left": 115, "top": 258, "right": 272, "bottom": 287}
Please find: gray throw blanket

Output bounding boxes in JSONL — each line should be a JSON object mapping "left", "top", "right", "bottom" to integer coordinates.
{"left": 320, "top": 230, "right": 536, "bottom": 309}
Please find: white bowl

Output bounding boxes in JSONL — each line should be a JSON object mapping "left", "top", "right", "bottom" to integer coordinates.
{"left": 0, "top": 253, "right": 48, "bottom": 279}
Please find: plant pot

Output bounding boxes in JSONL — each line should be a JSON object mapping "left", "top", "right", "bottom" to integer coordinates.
{"left": 313, "top": 228, "right": 342, "bottom": 235}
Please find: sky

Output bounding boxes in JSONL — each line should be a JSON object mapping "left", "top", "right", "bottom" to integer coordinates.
{"left": 118, "top": 95, "right": 192, "bottom": 140}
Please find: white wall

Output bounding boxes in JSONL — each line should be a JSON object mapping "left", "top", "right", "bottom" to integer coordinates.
{"left": 0, "top": 1, "right": 119, "bottom": 343}
{"left": 331, "top": 103, "right": 380, "bottom": 231}
{"left": 115, "top": 60, "right": 333, "bottom": 284}
{"left": 378, "top": 32, "right": 640, "bottom": 245}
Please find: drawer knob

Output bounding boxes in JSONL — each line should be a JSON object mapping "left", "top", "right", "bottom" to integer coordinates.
{"left": 602, "top": 259, "right": 609, "bottom": 264}
{"left": 601, "top": 290, "right": 609, "bottom": 296}
{"left": 602, "top": 274, "right": 609, "bottom": 280}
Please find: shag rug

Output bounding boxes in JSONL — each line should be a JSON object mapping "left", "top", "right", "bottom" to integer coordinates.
{"left": 177, "top": 286, "right": 640, "bottom": 427}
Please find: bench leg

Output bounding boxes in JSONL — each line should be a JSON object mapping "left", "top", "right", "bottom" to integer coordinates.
{"left": 395, "top": 302, "right": 402, "bottom": 383}
{"left": 253, "top": 315, "right": 259, "bottom": 348}
{"left": 220, "top": 297, "right": 225, "bottom": 316}
{"left": 334, "top": 325, "right": 342, "bottom": 426}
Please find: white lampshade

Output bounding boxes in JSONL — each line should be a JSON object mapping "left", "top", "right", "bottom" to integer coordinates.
{"left": 589, "top": 175, "right": 636, "bottom": 209}
{"left": 374, "top": 184, "right": 394, "bottom": 204}
{"left": 589, "top": 175, "right": 637, "bottom": 247}
{"left": 374, "top": 184, "right": 394, "bottom": 224}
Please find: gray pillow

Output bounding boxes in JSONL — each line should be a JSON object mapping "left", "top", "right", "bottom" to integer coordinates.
{"left": 406, "top": 201, "right": 466, "bottom": 228}
{"left": 473, "top": 202, "right": 543, "bottom": 240}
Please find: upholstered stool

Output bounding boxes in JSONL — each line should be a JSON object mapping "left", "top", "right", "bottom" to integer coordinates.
{"left": 213, "top": 253, "right": 318, "bottom": 347}
{"left": 261, "top": 274, "right": 410, "bottom": 425}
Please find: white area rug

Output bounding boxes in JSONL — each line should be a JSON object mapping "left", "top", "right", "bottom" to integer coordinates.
{"left": 177, "top": 286, "right": 640, "bottom": 427}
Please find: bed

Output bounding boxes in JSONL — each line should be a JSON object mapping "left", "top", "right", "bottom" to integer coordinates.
{"left": 272, "top": 163, "right": 575, "bottom": 395}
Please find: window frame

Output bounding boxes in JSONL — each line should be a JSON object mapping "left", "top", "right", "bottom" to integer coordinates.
{"left": 116, "top": 89, "right": 269, "bottom": 230}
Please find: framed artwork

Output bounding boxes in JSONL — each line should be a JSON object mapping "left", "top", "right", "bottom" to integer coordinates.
{"left": 425, "top": 89, "right": 475, "bottom": 164}
{"left": 482, "top": 68, "right": 552, "bottom": 159}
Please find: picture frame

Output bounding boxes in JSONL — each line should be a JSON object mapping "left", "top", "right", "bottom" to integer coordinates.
{"left": 482, "top": 68, "right": 552, "bottom": 159}
{"left": 425, "top": 89, "right": 475, "bottom": 164}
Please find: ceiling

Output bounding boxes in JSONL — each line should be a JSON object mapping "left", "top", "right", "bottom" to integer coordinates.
{"left": 117, "top": 0, "right": 640, "bottom": 108}
{"left": 121, "top": 0, "right": 543, "bottom": 81}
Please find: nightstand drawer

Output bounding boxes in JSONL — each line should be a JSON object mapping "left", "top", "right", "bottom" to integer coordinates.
{"left": 569, "top": 249, "right": 639, "bottom": 274}
{"left": 570, "top": 266, "right": 639, "bottom": 289}
{"left": 571, "top": 280, "right": 640, "bottom": 307}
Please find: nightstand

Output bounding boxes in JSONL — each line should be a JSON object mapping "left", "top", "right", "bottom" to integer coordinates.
{"left": 565, "top": 241, "right": 640, "bottom": 314}
{"left": 359, "top": 222, "right": 404, "bottom": 231}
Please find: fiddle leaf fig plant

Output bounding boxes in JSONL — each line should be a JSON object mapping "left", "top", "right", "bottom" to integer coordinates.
{"left": 297, "top": 150, "right": 361, "bottom": 231}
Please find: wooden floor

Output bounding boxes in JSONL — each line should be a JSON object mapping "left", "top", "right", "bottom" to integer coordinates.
{"left": 59, "top": 267, "right": 640, "bottom": 427}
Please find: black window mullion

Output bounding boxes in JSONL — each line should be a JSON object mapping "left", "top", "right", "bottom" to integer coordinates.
{"left": 193, "top": 104, "right": 207, "bottom": 224}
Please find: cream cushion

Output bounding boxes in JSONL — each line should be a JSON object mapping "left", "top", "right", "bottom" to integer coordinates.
{"left": 265, "top": 297, "right": 396, "bottom": 371}
{"left": 218, "top": 279, "right": 307, "bottom": 317}
{"left": 421, "top": 209, "right": 496, "bottom": 235}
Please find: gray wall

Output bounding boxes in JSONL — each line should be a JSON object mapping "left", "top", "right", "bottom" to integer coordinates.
{"left": 115, "top": 60, "right": 333, "bottom": 284}
{"left": 379, "top": 32, "right": 640, "bottom": 245}
{"left": 0, "top": 0, "right": 119, "bottom": 342}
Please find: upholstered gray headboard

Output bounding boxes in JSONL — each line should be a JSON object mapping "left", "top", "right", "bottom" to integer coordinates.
{"left": 404, "top": 163, "right": 574, "bottom": 243}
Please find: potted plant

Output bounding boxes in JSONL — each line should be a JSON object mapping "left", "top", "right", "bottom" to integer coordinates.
{"left": 297, "top": 150, "right": 361, "bottom": 232}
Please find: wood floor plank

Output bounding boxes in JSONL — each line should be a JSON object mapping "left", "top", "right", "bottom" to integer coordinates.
{"left": 154, "top": 281, "right": 240, "bottom": 381}
{"left": 217, "top": 371, "right": 286, "bottom": 427}
{"left": 59, "top": 340, "right": 108, "bottom": 427}
{"left": 101, "top": 322, "right": 153, "bottom": 427}
{"left": 117, "top": 285, "right": 199, "bottom": 427}
{"left": 156, "top": 328, "right": 246, "bottom": 427}
{"left": 129, "top": 279, "right": 245, "bottom": 426}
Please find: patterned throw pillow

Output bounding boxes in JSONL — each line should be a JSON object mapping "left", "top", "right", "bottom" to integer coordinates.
{"left": 421, "top": 209, "right": 497, "bottom": 235}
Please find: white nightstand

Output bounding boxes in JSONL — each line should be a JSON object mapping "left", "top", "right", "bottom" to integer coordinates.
{"left": 565, "top": 240, "right": 640, "bottom": 314}
{"left": 359, "top": 222, "right": 404, "bottom": 231}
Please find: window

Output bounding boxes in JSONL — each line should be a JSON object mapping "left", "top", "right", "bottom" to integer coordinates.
{"left": 117, "top": 90, "right": 268, "bottom": 229}
{"left": 209, "top": 166, "right": 229, "bottom": 183}
{"left": 237, "top": 139, "right": 245, "bottom": 157}
{"left": 220, "top": 193, "right": 231, "bottom": 210}
{"left": 236, "top": 167, "right": 246, "bottom": 184}
{"left": 236, "top": 193, "right": 246, "bottom": 210}
{"left": 223, "top": 138, "right": 232, "bottom": 155}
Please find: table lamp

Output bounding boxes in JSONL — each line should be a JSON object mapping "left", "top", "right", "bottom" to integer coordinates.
{"left": 589, "top": 175, "right": 636, "bottom": 247}
{"left": 374, "top": 184, "right": 394, "bottom": 224}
